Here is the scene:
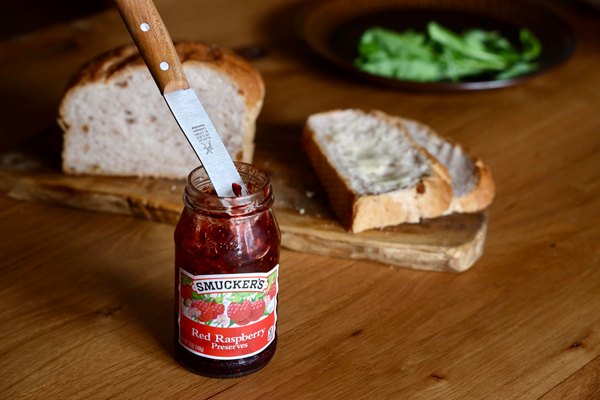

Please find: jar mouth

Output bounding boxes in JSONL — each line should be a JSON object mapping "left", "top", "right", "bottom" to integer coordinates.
{"left": 184, "top": 162, "right": 273, "bottom": 216}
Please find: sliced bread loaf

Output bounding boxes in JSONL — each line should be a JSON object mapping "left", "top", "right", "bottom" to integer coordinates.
{"left": 399, "top": 118, "right": 495, "bottom": 214}
{"left": 58, "top": 41, "right": 264, "bottom": 179}
{"left": 303, "top": 109, "right": 453, "bottom": 233}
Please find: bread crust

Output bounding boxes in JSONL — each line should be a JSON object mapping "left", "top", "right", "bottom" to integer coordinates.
{"left": 399, "top": 118, "right": 495, "bottom": 213}
{"left": 303, "top": 109, "right": 453, "bottom": 233}
{"left": 59, "top": 41, "right": 264, "bottom": 175}
{"left": 450, "top": 159, "right": 495, "bottom": 213}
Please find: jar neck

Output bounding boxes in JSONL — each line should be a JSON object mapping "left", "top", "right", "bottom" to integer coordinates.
{"left": 183, "top": 162, "right": 274, "bottom": 218}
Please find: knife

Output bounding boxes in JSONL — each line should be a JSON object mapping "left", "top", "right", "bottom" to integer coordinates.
{"left": 113, "top": 0, "right": 247, "bottom": 197}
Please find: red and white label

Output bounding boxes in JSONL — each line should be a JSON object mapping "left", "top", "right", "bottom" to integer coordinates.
{"left": 178, "top": 265, "right": 278, "bottom": 360}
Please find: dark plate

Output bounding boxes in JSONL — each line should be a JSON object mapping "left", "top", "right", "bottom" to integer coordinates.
{"left": 300, "top": 0, "right": 575, "bottom": 91}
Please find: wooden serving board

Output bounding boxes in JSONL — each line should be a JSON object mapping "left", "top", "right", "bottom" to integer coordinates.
{"left": 0, "top": 124, "right": 487, "bottom": 272}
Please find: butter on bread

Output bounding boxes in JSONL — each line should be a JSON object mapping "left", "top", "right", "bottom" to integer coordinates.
{"left": 302, "top": 109, "right": 453, "bottom": 233}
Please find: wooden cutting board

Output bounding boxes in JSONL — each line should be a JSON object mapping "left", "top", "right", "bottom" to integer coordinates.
{"left": 0, "top": 123, "right": 487, "bottom": 272}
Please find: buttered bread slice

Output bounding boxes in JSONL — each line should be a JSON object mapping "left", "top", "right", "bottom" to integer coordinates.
{"left": 302, "top": 109, "right": 453, "bottom": 233}
{"left": 400, "top": 118, "right": 495, "bottom": 214}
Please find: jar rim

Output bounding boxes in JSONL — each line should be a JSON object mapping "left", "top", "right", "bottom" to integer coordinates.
{"left": 184, "top": 162, "right": 273, "bottom": 216}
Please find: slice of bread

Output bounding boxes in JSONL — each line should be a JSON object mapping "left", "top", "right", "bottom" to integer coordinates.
{"left": 58, "top": 41, "right": 264, "bottom": 179}
{"left": 399, "top": 118, "right": 495, "bottom": 214}
{"left": 303, "top": 109, "right": 453, "bottom": 233}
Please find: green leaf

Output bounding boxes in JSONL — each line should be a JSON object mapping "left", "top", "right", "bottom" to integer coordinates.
{"left": 451, "top": 57, "right": 508, "bottom": 74}
{"left": 462, "top": 29, "right": 489, "bottom": 51}
{"left": 495, "top": 61, "right": 538, "bottom": 79}
{"left": 359, "top": 57, "right": 443, "bottom": 81}
{"left": 463, "top": 29, "right": 518, "bottom": 60}
{"left": 181, "top": 275, "right": 193, "bottom": 287}
{"left": 357, "top": 41, "right": 380, "bottom": 59}
{"left": 191, "top": 291, "right": 202, "bottom": 300}
{"left": 226, "top": 292, "right": 252, "bottom": 304}
{"left": 358, "top": 27, "right": 435, "bottom": 61}
{"left": 428, "top": 22, "right": 506, "bottom": 65}
{"left": 520, "top": 28, "right": 542, "bottom": 61}
{"left": 442, "top": 47, "right": 459, "bottom": 82}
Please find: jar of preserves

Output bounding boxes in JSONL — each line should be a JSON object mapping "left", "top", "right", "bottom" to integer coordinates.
{"left": 174, "top": 162, "right": 280, "bottom": 378}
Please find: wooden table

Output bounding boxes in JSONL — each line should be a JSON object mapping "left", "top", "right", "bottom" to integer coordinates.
{"left": 2, "top": 0, "right": 600, "bottom": 398}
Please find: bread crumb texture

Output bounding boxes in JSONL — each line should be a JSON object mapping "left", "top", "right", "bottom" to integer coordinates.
{"left": 59, "top": 41, "right": 264, "bottom": 179}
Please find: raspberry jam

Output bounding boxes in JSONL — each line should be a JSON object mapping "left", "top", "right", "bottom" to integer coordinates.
{"left": 174, "top": 162, "right": 280, "bottom": 378}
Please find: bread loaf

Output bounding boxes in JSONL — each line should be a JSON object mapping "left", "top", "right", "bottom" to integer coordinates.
{"left": 58, "top": 41, "right": 264, "bottom": 179}
{"left": 399, "top": 118, "right": 494, "bottom": 213}
{"left": 302, "top": 109, "right": 453, "bottom": 233}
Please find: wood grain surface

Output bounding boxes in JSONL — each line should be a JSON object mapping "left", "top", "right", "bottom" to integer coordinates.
{"left": 540, "top": 355, "right": 600, "bottom": 400}
{"left": 1, "top": 0, "right": 600, "bottom": 398}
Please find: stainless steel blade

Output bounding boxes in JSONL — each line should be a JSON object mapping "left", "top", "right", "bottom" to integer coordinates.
{"left": 164, "top": 88, "right": 247, "bottom": 197}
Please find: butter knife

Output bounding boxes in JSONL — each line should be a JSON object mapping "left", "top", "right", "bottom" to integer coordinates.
{"left": 114, "top": 0, "right": 247, "bottom": 197}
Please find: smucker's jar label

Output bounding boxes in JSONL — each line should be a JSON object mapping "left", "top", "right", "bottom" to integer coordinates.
{"left": 178, "top": 265, "right": 278, "bottom": 359}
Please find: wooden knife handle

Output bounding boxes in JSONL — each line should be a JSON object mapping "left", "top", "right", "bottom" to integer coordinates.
{"left": 114, "top": 0, "right": 189, "bottom": 94}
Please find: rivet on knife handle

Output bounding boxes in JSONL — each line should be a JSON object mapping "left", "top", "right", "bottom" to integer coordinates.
{"left": 113, "top": 0, "right": 189, "bottom": 94}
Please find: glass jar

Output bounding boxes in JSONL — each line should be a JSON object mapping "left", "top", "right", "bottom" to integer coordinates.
{"left": 174, "top": 162, "right": 280, "bottom": 378}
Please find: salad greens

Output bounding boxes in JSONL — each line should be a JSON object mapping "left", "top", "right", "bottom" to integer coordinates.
{"left": 354, "top": 22, "right": 542, "bottom": 82}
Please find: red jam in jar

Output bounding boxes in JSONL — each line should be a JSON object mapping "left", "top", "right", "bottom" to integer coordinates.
{"left": 174, "top": 162, "right": 281, "bottom": 378}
